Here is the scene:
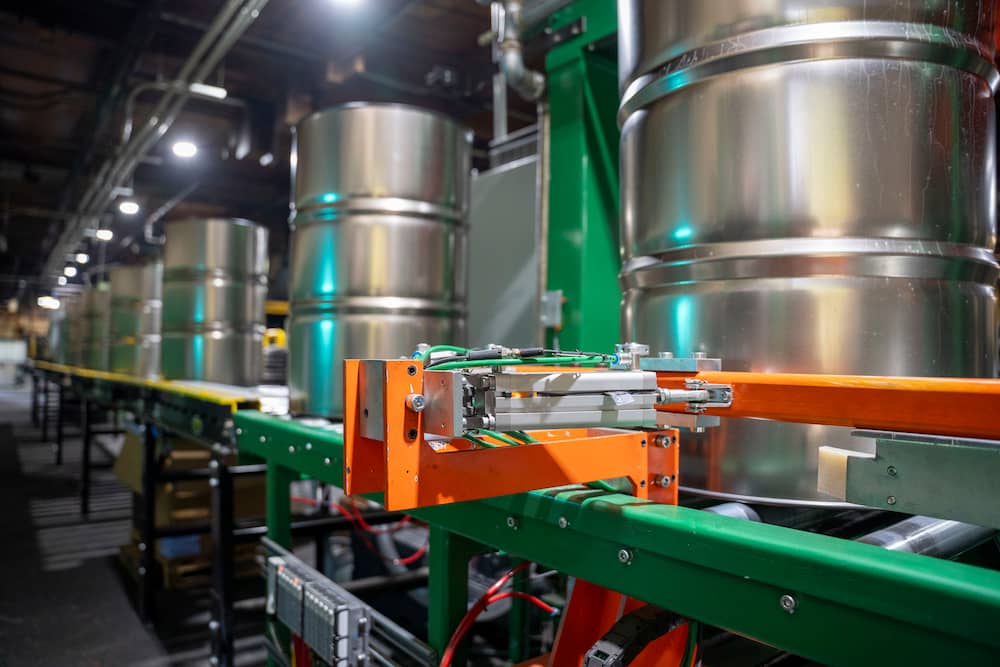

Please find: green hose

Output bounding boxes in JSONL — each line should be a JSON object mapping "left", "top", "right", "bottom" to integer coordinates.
{"left": 429, "top": 355, "right": 606, "bottom": 371}
{"left": 679, "top": 620, "right": 700, "bottom": 667}
{"left": 473, "top": 429, "right": 523, "bottom": 447}
{"left": 419, "top": 344, "right": 468, "bottom": 363}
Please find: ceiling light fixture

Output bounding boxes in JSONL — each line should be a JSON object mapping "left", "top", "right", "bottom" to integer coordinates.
{"left": 171, "top": 140, "right": 198, "bottom": 159}
{"left": 63, "top": 266, "right": 78, "bottom": 278}
{"left": 188, "top": 82, "right": 228, "bottom": 100}
{"left": 95, "top": 229, "right": 114, "bottom": 241}
{"left": 76, "top": 252, "right": 90, "bottom": 264}
{"left": 118, "top": 200, "right": 140, "bottom": 215}
{"left": 37, "top": 296, "right": 61, "bottom": 310}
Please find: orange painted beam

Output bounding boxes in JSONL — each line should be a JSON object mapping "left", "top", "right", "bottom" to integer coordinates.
{"left": 657, "top": 371, "right": 1000, "bottom": 440}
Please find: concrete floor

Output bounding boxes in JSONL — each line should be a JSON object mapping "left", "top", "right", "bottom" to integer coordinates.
{"left": 0, "top": 385, "right": 267, "bottom": 666}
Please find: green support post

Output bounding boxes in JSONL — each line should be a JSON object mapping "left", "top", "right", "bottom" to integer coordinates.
{"left": 266, "top": 463, "right": 296, "bottom": 548}
{"left": 544, "top": 0, "right": 621, "bottom": 351}
{"left": 507, "top": 557, "right": 528, "bottom": 663}
{"left": 427, "top": 526, "right": 484, "bottom": 664}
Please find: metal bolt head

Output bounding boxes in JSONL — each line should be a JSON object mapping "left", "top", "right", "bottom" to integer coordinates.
{"left": 209, "top": 460, "right": 219, "bottom": 469}
{"left": 208, "top": 620, "right": 220, "bottom": 632}
{"left": 138, "top": 566, "right": 147, "bottom": 576}
{"left": 617, "top": 548, "right": 633, "bottom": 564}
{"left": 558, "top": 516, "right": 568, "bottom": 529}
{"left": 323, "top": 457, "right": 332, "bottom": 466}
{"left": 887, "top": 465, "right": 897, "bottom": 476}
{"left": 780, "top": 594, "right": 797, "bottom": 614}
{"left": 506, "top": 516, "right": 519, "bottom": 530}
{"left": 258, "top": 435, "right": 267, "bottom": 444}
{"left": 406, "top": 393, "right": 427, "bottom": 413}
{"left": 209, "top": 657, "right": 219, "bottom": 666}
{"left": 209, "top": 478, "right": 218, "bottom": 487}
{"left": 887, "top": 495, "right": 897, "bottom": 505}
{"left": 305, "top": 442, "right": 313, "bottom": 451}
{"left": 655, "top": 475, "right": 673, "bottom": 488}
{"left": 655, "top": 435, "right": 671, "bottom": 448}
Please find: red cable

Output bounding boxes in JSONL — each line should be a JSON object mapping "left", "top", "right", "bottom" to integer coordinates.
{"left": 485, "top": 591, "right": 558, "bottom": 616}
{"left": 290, "top": 495, "right": 428, "bottom": 566}
{"left": 439, "top": 563, "right": 549, "bottom": 667}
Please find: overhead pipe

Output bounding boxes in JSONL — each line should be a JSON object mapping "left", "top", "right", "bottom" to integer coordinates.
{"left": 143, "top": 181, "right": 201, "bottom": 245}
{"left": 43, "top": 0, "right": 267, "bottom": 277}
{"left": 495, "top": 0, "right": 545, "bottom": 101}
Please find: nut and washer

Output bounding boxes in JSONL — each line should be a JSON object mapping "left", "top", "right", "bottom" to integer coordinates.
{"left": 779, "top": 594, "right": 797, "bottom": 614}
{"left": 506, "top": 516, "right": 519, "bottom": 530}
{"left": 617, "top": 548, "right": 633, "bottom": 564}
{"left": 886, "top": 495, "right": 897, "bottom": 505}
{"left": 558, "top": 517, "right": 569, "bottom": 529}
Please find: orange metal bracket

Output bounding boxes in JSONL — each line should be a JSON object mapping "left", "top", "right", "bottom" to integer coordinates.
{"left": 344, "top": 359, "right": 678, "bottom": 511}
{"left": 657, "top": 371, "right": 1000, "bottom": 441}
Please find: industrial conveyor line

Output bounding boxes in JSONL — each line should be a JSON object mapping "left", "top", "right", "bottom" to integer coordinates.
{"left": 234, "top": 409, "right": 1000, "bottom": 667}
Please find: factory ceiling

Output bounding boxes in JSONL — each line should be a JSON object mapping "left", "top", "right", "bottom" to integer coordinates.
{"left": 0, "top": 0, "right": 533, "bottom": 301}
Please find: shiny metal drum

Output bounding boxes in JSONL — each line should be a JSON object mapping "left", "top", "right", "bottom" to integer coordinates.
{"left": 80, "top": 284, "right": 111, "bottom": 370}
{"left": 110, "top": 261, "right": 162, "bottom": 378}
{"left": 618, "top": 0, "right": 1000, "bottom": 504}
{"left": 161, "top": 218, "right": 268, "bottom": 386}
{"left": 289, "top": 103, "right": 470, "bottom": 416}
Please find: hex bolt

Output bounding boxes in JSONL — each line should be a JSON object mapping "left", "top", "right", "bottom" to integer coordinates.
{"left": 887, "top": 465, "right": 897, "bottom": 476}
{"left": 506, "top": 516, "right": 519, "bottom": 530}
{"left": 780, "top": 594, "right": 797, "bottom": 614}
{"left": 655, "top": 435, "right": 672, "bottom": 447}
{"left": 406, "top": 394, "right": 427, "bottom": 413}
{"left": 324, "top": 457, "right": 332, "bottom": 466}
{"left": 235, "top": 428, "right": 242, "bottom": 436}
{"left": 305, "top": 442, "right": 313, "bottom": 451}
{"left": 617, "top": 548, "right": 633, "bottom": 565}
{"left": 887, "top": 495, "right": 897, "bottom": 505}
{"left": 258, "top": 435, "right": 267, "bottom": 444}
{"left": 655, "top": 475, "right": 673, "bottom": 488}
{"left": 558, "top": 517, "right": 568, "bottom": 529}
{"left": 288, "top": 446, "right": 295, "bottom": 454}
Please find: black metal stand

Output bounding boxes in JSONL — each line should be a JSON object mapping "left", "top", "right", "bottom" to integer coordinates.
{"left": 210, "top": 448, "right": 235, "bottom": 667}
{"left": 30, "top": 370, "right": 39, "bottom": 427}
{"left": 55, "top": 383, "right": 65, "bottom": 465}
{"left": 138, "top": 421, "right": 158, "bottom": 626}
{"left": 80, "top": 398, "right": 91, "bottom": 515}
{"left": 41, "top": 376, "right": 49, "bottom": 443}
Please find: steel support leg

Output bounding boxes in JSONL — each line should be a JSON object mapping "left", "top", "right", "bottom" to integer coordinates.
{"left": 55, "top": 383, "right": 65, "bottom": 465}
{"left": 41, "top": 378, "right": 49, "bottom": 443}
{"left": 80, "top": 398, "right": 91, "bottom": 515}
{"left": 428, "top": 527, "right": 483, "bottom": 665}
{"left": 211, "top": 449, "right": 235, "bottom": 667}
{"left": 138, "top": 422, "right": 158, "bottom": 626}
{"left": 30, "top": 370, "right": 39, "bottom": 427}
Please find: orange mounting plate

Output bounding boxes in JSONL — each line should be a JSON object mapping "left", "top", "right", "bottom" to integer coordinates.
{"left": 343, "top": 359, "right": 679, "bottom": 511}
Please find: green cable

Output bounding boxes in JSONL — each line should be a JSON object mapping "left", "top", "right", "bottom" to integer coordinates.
{"left": 509, "top": 431, "right": 539, "bottom": 444}
{"left": 679, "top": 620, "right": 700, "bottom": 667}
{"left": 430, "top": 355, "right": 606, "bottom": 371}
{"left": 473, "top": 429, "right": 523, "bottom": 447}
{"left": 463, "top": 434, "right": 498, "bottom": 449}
{"left": 419, "top": 344, "right": 468, "bottom": 363}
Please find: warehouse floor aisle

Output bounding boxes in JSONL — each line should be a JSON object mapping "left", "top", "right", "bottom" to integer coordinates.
{"left": 0, "top": 386, "right": 267, "bottom": 666}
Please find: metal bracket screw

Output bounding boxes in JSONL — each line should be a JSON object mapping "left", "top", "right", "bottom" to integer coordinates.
{"left": 655, "top": 434, "right": 674, "bottom": 447}
{"left": 323, "top": 457, "right": 332, "bottom": 466}
{"left": 886, "top": 495, "right": 897, "bottom": 505}
{"left": 506, "top": 516, "right": 519, "bottom": 530}
{"left": 655, "top": 475, "right": 673, "bottom": 488}
{"left": 558, "top": 517, "right": 568, "bottom": 529}
{"left": 305, "top": 442, "right": 313, "bottom": 451}
{"left": 258, "top": 435, "right": 267, "bottom": 444}
{"left": 617, "top": 548, "right": 633, "bottom": 565}
{"left": 208, "top": 620, "right": 220, "bottom": 632}
{"left": 780, "top": 594, "right": 797, "bottom": 614}
{"left": 887, "top": 465, "right": 897, "bottom": 476}
{"left": 288, "top": 446, "right": 295, "bottom": 454}
{"left": 406, "top": 393, "right": 427, "bottom": 413}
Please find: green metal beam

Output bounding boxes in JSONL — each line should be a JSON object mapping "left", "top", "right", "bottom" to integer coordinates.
{"left": 234, "top": 410, "right": 1000, "bottom": 666}
{"left": 831, "top": 432, "right": 1000, "bottom": 528}
{"left": 544, "top": 1, "right": 621, "bottom": 352}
